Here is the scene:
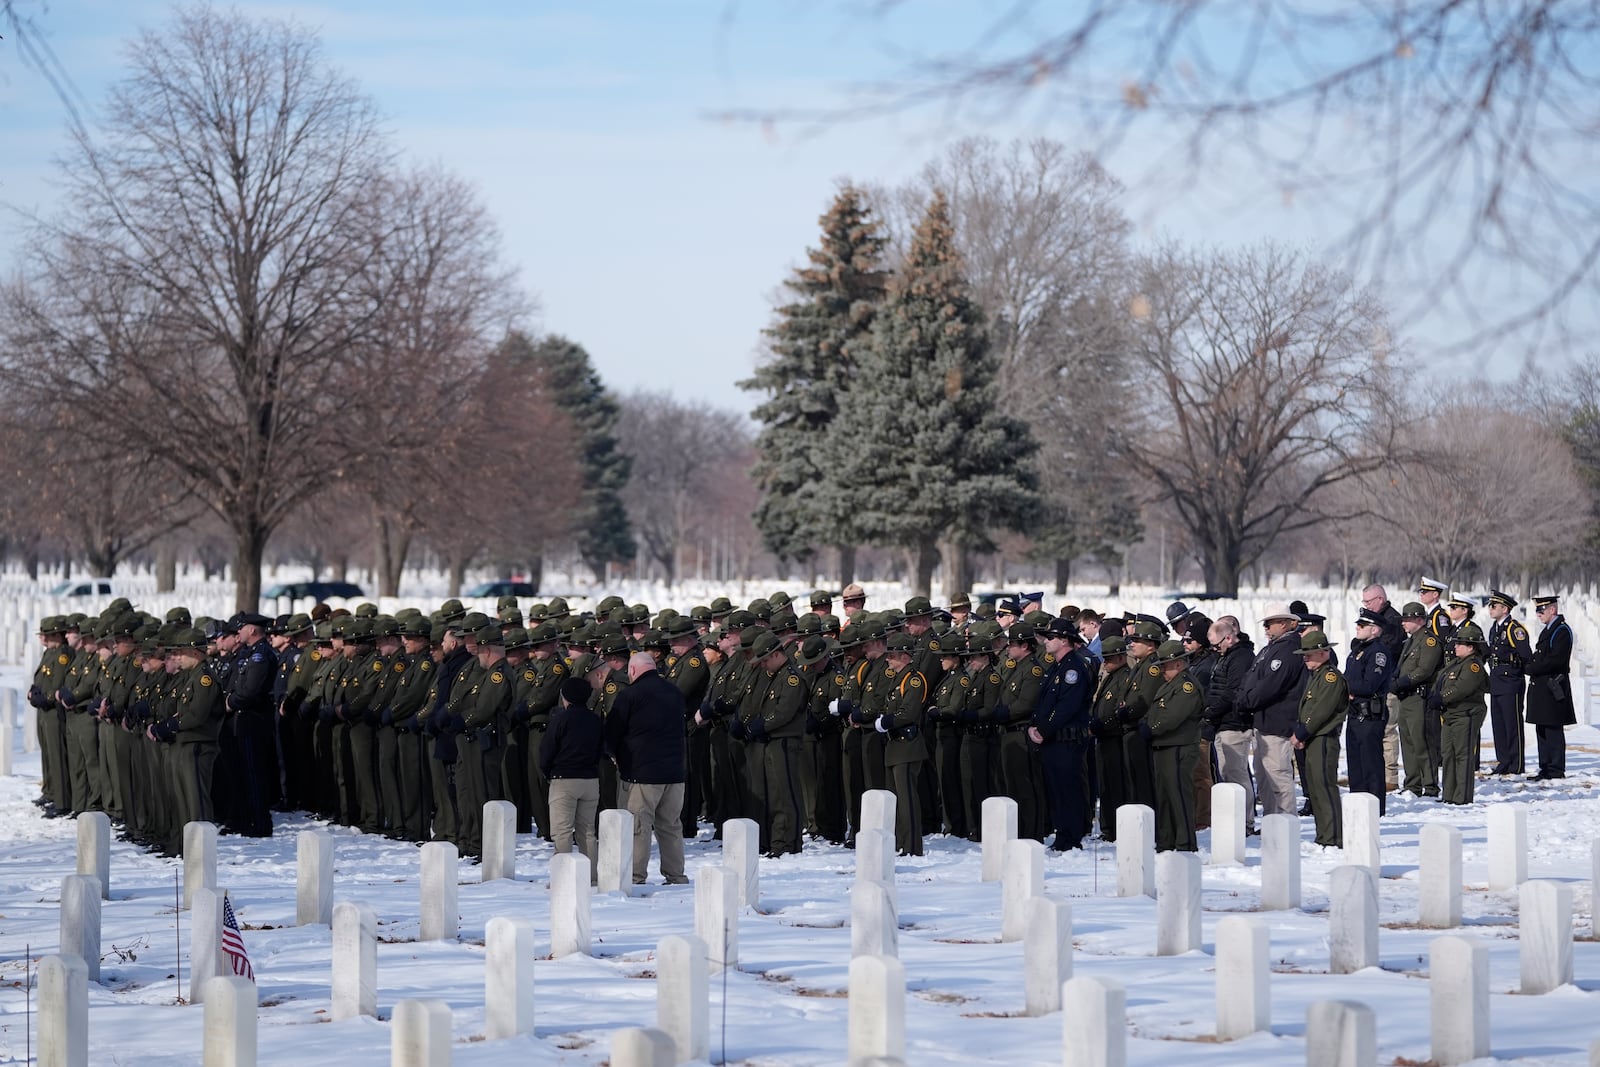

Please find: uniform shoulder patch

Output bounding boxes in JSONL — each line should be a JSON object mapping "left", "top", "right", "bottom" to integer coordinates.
{"left": 1325, "top": 670, "right": 1338, "bottom": 683}
{"left": 1032, "top": 665, "right": 1044, "bottom": 677}
{"left": 310, "top": 650, "right": 321, "bottom": 662}
{"left": 786, "top": 674, "right": 799, "bottom": 687}
{"left": 523, "top": 669, "right": 536, "bottom": 683}
{"left": 834, "top": 674, "right": 845, "bottom": 687}
{"left": 605, "top": 682, "right": 617, "bottom": 694}
{"left": 1004, "top": 658, "right": 1017, "bottom": 670}
{"left": 1182, "top": 681, "right": 1195, "bottom": 693}
{"left": 1374, "top": 652, "right": 1388, "bottom": 668}
{"left": 928, "top": 639, "right": 939, "bottom": 651}
{"left": 200, "top": 674, "right": 213, "bottom": 687}
{"left": 420, "top": 660, "right": 432, "bottom": 672}
{"left": 959, "top": 675, "right": 971, "bottom": 688}
{"left": 1425, "top": 637, "right": 1437, "bottom": 646}
{"left": 908, "top": 675, "right": 922, "bottom": 688}
{"left": 490, "top": 670, "right": 504, "bottom": 684}
{"left": 58, "top": 654, "right": 69, "bottom": 665}
{"left": 1065, "top": 670, "right": 1080, "bottom": 684}
{"left": 689, "top": 656, "right": 702, "bottom": 668}
{"left": 1469, "top": 662, "right": 1481, "bottom": 673}
{"left": 989, "top": 673, "right": 1002, "bottom": 685}
{"left": 394, "top": 660, "right": 406, "bottom": 673}
{"left": 372, "top": 661, "right": 383, "bottom": 672}
{"left": 552, "top": 663, "right": 565, "bottom": 675}
{"left": 1148, "top": 665, "right": 1160, "bottom": 676}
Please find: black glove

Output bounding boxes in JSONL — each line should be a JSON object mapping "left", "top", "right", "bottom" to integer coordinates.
{"left": 711, "top": 697, "right": 734, "bottom": 717}
{"left": 448, "top": 714, "right": 466, "bottom": 734}
{"left": 1136, "top": 719, "right": 1153, "bottom": 741}
{"left": 849, "top": 707, "right": 872, "bottom": 727}
{"left": 1199, "top": 722, "right": 1216, "bottom": 742}
{"left": 837, "top": 698, "right": 857, "bottom": 720}
{"left": 1391, "top": 675, "right": 1412, "bottom": 696}
{"left": 1426, "top": 689, "right": 1444, "bottom": 712}
{"left": 318, "top": 704, "right": 335, "bottom": 723}
{"left": 27, "top": 685, "right": 45, "bottom": 708}
{"left": 380, "top": 707, "right": 393, "bottom": 726}
{"left": 1087, "top": 719, "right": 1103, "bottom": 738}
{"left": 728, "top": 718, "right": 747, "bottom": 741}
{"left": 57, "top": 688, "right": 74, "bottom": 709}
{"left": 1293, "top": 722, "right": 1311, "bottom": 744}
{"left": 154, "top": 718, "right": 178, "bottom": 743}
{"left": 960, "top": 705, "right": 980, "bottom": 723}
{"left": 746, "top": 717, "right": 766, "bottom": 742}
{"left": 511, "top": 701, "right": 531, "bottom": 725}
{"left": 992, "top": 702, "right": 1011, "bottom": 723}
{"left": 1115, "top": 705, "right": 1131, "bottom": 725}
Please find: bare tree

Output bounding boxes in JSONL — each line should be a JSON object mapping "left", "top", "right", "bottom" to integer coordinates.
{"left": 1, "top": 6, "right": 392, "bottom": 609}
{"left": 615, "top": 391, "right": 753, "bottom": 586}
{"left": 1122, "top": 242, "right": 1402, "bottom": 595}
{"left": 726, "top": 3, "right": 1599, "bottom": 362}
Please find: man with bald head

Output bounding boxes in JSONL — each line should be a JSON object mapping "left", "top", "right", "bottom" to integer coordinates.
{"left": 605, "top": 652, "right": 690, "bottom": 884}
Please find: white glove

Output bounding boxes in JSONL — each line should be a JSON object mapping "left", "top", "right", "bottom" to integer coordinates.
{"left": 874, "top": 716, "right": 889, "bottom": 734}
{"left": 828, "top": 698, "right": 840, "bottom": 716}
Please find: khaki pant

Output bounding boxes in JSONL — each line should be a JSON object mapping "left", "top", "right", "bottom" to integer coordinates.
{"left": 1253, "top": 732, "right": 1296, "bottom": 816}
{"left": 624, "top": 781, "right": 686, "bottom": 884}
{"left": 1213, "top": 730, "right": 1256, "bottom": 831}
{"left": 548, "top": 777, "right": 599, "bottom": 876}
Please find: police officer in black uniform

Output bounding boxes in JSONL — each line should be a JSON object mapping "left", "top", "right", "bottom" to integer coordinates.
{"left": 223, "top": 612, "right": 278, "bottom": 836}
{"left": 1484, "top": 590, "right": 1530, "bottom": 775}
{"left": 1344, "top": 609, "right": 1396, "bottom": 815}
{"left": 1031, "top": 617, "right": 1096, "bottom": 850}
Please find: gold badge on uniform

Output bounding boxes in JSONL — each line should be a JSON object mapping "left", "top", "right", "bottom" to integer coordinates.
{"left": 1182, "top": 681, "right": 1195, "bottom": 693}
{"left": 834, "top": 674, "right": 845, "bottom": 686}
{"left": 490, "top": 671, "right": 504, "bottom": 684}
{"left": 310, "top": 650, "right": 322, "bottom": 662}
{"left": 959, "top": 676, "right": 971, "bottom": 688}
{"left": 1469, "top": 662, "right": 1481, "bottom": 673}
{"left": 200, "top": 675, "right": 213, "bottom": 687}
{"left": 1425, "top": 637, "right": 1436, "bottom": 646}
{"left": 523, "top": 670, "right": 536, "bottom": 683}
{"left": 989, "top": 673, "right": 1002, "bottom": 685}
{"left": 420, "top": 660, "right": 431, "bottom": 672}
{"left": 787, "top": 674, "right": 799, "bottom": 687}
{"left": 552, "top": 663, "right": 564, "bottom": 675}
{"left": 393, "top": 661, "right": 405, "bottom": 673}
{"left": 1149, "top": 665, "right": 1160, "bottom": 676}
{"left": 373, "top": 661, "right": 383, "bottom": 672}
{"left": 605, "top": 682, "right": 617, "bottom": 694}
{"left": 1325, "top": 670, "right": 1338, "bottom": 682}
{"left": 1032, "top": 665, "right": 1043, "bottom": 677}
{"left": 689, "top": 656, "right": 702, "bottom": 668}
{"left": 58, "top": 654, "right": 69, "bottom": 665}
{"left": 909, "top": 676, "right": 921, "bottom": 688}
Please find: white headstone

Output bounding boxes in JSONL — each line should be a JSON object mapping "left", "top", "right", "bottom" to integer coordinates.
{"left": 190, "top": 887, "right": 224, "bottom": 1004}
{"left": 1305, "top": 1000, "right": 1375, "bottom": 1067}
{"left": 1115, "top": 805, "right": 1155, "bottom": 898}
{"left": 1260, "top": 813, "right": 1301, "bottom": 911}
{"left": 1214, "top": 916, "right": 1269, "bottom": 1040}
{"left": 981, "top": 795, "right": 1018, "bottom": 883}
{"left": 296, "top": 830, "right": 334, "bottom": 926}
{"left": 1487, "top": 803, "right": 1528, "bottom": 891}
{"left": 1209, "top": 783, "right": 1247, "bottom": 866}
{"left": 59, "top": 875, "right": 101, "bottom": 983}
{"left": 721, "top": 818, "right": 760, "bottom": 907}
{"left": 861, "top": 789, "right": 897, "bottom": 835}
{"left": 1591, "top": 1037, "right": 1600, "bottom": 1067}
{"left": 37, "top": 954, "right": 88, "bottom": 1067}
{"left": 549, "top": 852, "right": 592, "bottom": 958}
{"left": 75, "top": 812, "right": 110, "bottom": 900}
{"left": 1593, "top": 840, "right": 1600, "bottom": 938}
{"left": 598, "top": 808, "right": 635, "bottom": 895}
{"left": 1061, "top": 975, "right": 1125, "bottom": 1067}
{"left": 22, "top": 694, "right": 39, "bottom": 754}
{"left": 1430, "top": 935, "right": 1489, "bottom": 1065}
{"left": 1418, "top": 823, "right": 1462, "bottom": 928}
{"left": 184, "top": 821, "right": 218, "bottom": 910}
{"left": 484, "top": 916, "right": 535, "bottom": 1040}
{"left": 1023, "top": 897, "right": 1071, "bottom": 1017}
{"left": 694, "top": 865, "right": 738, "bottom": 972}
{"left": 419, "top": 841, "right": 459, "bottom": 942}
{"left": 1341, "top": 793, "right": 1380, "bottom": 873}
{"left": 1519, "top": 880, "right": 1574, "bottom": 994}
{"left": 0, "top": 699, "right": 12, "bottom": 776}
{"left": 1154, "top": 851, "right": 1202, "bottom": 956}
{"left": 1329, "top": 866, "right": 1379, "bottom": 974}
{"left": 481, "top": 800, "right": 517, "bottom": 883}
{"left": 331, "top": 900, "right": 377, "bottom": 1021}
{"left": 1002, "top": 839, "right": 1045, "bottom": 942}
{"left": 656, "top": 934, "right": 710, "bottom": 1065}
{"left": 610, "top": 1027, "right": 676, "bottom": 1067}
{"left": 203, "top": 975, "right": 258, "bottom": 1067}
{"left": 855, "top": 828, "right": 897, "bottom": 912}
{"left": 847, "top": 954, "right": 906, "bottom": 1067}
{"left": 851, "top": 879, "right": 898, "bottom": 959}
{"left": 391, "top": 998, "right": 452, "bottom": 1067}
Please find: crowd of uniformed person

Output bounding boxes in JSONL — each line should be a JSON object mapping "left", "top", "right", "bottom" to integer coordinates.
{"left": 25, "top": 578, "right": 1574, "bottom": 861}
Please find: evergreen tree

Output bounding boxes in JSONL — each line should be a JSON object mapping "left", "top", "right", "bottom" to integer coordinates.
{"left": 501, "top": 331, "right": 636, "bottom": 580}
{"left": 830, "top": 191, "right": 1039, "bottom": 596}
{"left": 741, "top": 184, "right": 888, "bottom": 583}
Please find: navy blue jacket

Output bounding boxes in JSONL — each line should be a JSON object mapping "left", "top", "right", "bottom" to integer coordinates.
{"left": 603, "top": 669, "right": 687, "bottom": 784}
{"left": 1239, "top": 631, "right": 1306, "bottom": 737}
{"left": 540, "top": 701, "right": 603, "bottom": 780}
{"left": 1344, "top": 637, "right": 1397, "bottom": 700}
{"left": 1032, "top": 647, "right": 1095, "bottom": 739}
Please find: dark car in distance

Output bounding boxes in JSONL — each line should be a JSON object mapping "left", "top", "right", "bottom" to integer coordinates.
{"left": 262, "top": 581, "right": 365, "bottom": 603}
{"left": 464, "top": 581, "right": 540, "bottom": 598}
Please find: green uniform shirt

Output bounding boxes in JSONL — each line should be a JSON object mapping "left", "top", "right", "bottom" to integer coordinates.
{"left": 1298, "top": 664, "right": 1349, "bottom": 738}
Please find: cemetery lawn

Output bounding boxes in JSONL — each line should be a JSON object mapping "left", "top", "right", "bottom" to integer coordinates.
{"left": 1, "top": 725, "right": 1596, "bottom": 1065}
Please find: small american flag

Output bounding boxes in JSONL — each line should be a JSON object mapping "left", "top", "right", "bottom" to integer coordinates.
{"left": 220, "top": 892, "right": 254, "bottom": 982}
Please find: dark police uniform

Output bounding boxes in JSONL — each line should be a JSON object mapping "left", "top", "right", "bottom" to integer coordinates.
{"left": 1485, "top": 595, "right": 1530, "bottom": 774}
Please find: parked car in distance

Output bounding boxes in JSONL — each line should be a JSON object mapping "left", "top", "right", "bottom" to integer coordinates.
{"left": 262, "top": 580, "right": 365, "bottom": 603}
{"left": 50, "top": 578, "right": 117, "bottom": 597}
{"left": 464, "top": 580, "right": 539, "bottom": 598}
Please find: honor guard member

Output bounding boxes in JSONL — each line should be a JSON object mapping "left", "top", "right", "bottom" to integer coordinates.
{"left": 1292, "top": 631, "right": 1348, "bottom": 847}
{"left": 926, "top": 630, "right": 969, "bottom": 838}
{"left": 808, "top": 589, "right": 834, "bottom": 618}
{"left": 1088, "top": 634, "right": 1133, "bottom": 839}
{"left": 1344, "top": 610, "right": 1397, "bottom": 815}
{"left": 1525, "top": 595, "right": 1575, "bottom": 780}
{"left": 948, "top": 592, "right": 973, "bottom": 631}
{"left": 1141, "top": 638, "right": 1205, "bottom": 852}
{"left": 1417, "top": 578, "right": 1454, "bottom": 642}
{"left": 28, "top": 617, "right": 72, "bottom": 816}
{"left": 1431, "top": 621, "right": 1490, "bottom": 803}
{"left": 992, "top": 621, "right": 1049, "bottom": 841}
{"left": 1031, "top": 618, "right": 1095, "bottom": 850}
{"left": 153, "top": 628, "right": 224, "bottom": 854}
{"left": 801, "top": 634, "right": 847, "bottom": 843}
{"left": 517, "top": 622, "right": 569, "bottom": 840}
{"left": 340, "top": 617, "right": 385, "bottom": 833}
{"left": 424, "top": 617, "right": 475, "bottom": 845}
{"left": 698, "top": 623, "right": 749, "bottom": 833}
{"left": 1484, "top": 590, "right": 1531, "bottom": 775}
{"left": 739, "top": 631, "right": 808, "bottom": 856}
{"left": 385, "top": 616, "right": 436, "bottom": 841}
{"left": 59, "top": 618, "right": 105, "bottom": 815}
{"left": 590, "top": 632, "right": 634, "bottom": 811}
{"left": 274, "top": 614, "right": 315, "bottom": 811}
{"left": 224, "top": 612, "right": 278, "bottom": 837}
{"left": 867, "top": 632, "right": 930, "bottom": 856}
{"left": 840, "top": 620, "right": 891, "bottom": 835}
{"left": 956, "top": 622, "right": 1006, "bottom": 840}
{"left": 366, "top": 616, "right": 409, "bottom": 835}
{"left": 456, "top": 624, "right": 513, "bottom": 857}
{"left": 1113, "top": 621, "right": 1165, "bottom": 810}
{"left": 664, "top": 616, "right": 711, "bottom": 838}
{"left": 1389, "top": 602, "right": 1445, "bottom": 796}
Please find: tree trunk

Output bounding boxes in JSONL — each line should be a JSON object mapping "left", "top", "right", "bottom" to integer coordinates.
{"left": 331, "top": 555, "right": 348, "bottom": 582}
{"left": 232, "top": 523, "right": 267, "bottom": 611}
{"left": 375, "top": 513, "right": 400, "bottom": 598}
{"left": 25, "top": 547, "right": 39, "bottom": 580}
{"left": 447, "top": 554, "right": 467, "bottom": 598}
{"left": 941, "top": 539, "right": 972, "bottom": 602}
{"left": 155, "top": 542, "right": 177, "bottom": 593}
{"left": 87, "top": 543, "right": 116, "bottom": 579}
{"left": 1202, "top": 543, "right": 1242, "bottom": 597}
{"left": 1054, "top": 557, "right": 1071, "bottom": 596}
{"left": 528, "top": 552, "right": 544, "bottom": 595}
{"left": 837, "top": 543, "right": 857, "bottom": 589}
{"left": 910, "top": 539, "right": 939, "bottom": 598}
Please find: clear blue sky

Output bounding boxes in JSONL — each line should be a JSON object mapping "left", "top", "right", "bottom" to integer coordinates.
{"left": 0, "top": 1, "right": 1539, "bottom": 413}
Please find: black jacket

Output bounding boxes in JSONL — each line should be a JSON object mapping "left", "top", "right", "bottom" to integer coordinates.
{"left": 1239, "top": 631, "right": 1306, "bottom": 737}
{"left": 603, "top": 669, "right": 687, "bottom": 784}
{"left": 1204, "top": 636, "right": 1255, "bottom": 733}
{"left": 1525, "top": 615, "right": 1576, "bottom": 726}
{"left": 540, "top": 701, "right": 603, "bottom": 780}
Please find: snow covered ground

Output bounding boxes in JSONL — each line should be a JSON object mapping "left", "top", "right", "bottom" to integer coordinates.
{"left": 2, "top": 718, "right": 1598, "bottom": 1066}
